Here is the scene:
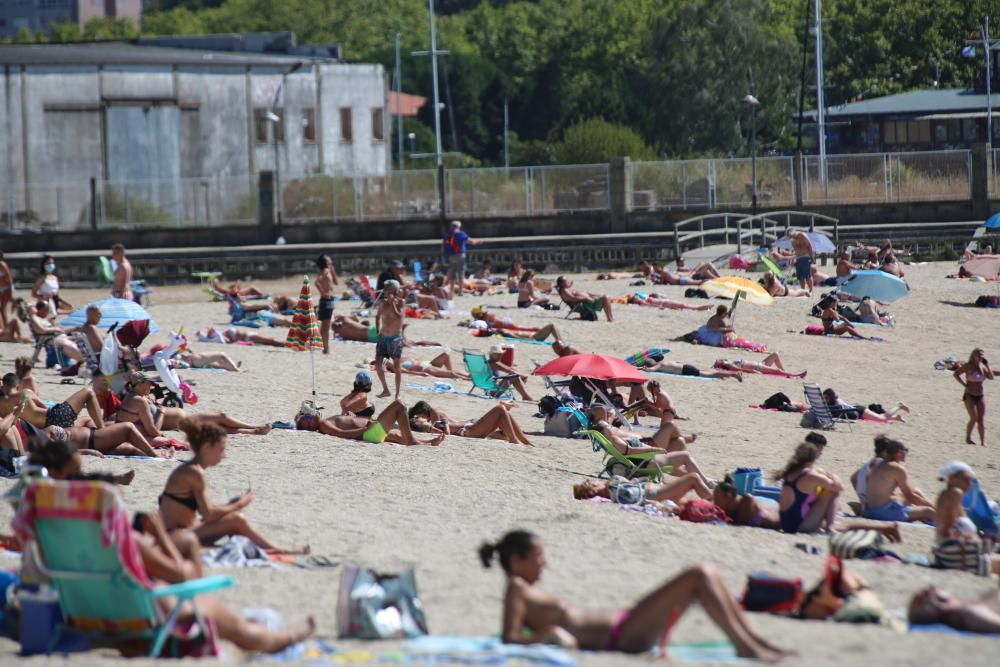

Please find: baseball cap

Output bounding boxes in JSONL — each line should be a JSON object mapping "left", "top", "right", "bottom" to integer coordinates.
{"left": 471, "top": 305, "right": 485, "bottom": 318}
{"left": 489, "top": 344, "right": 504, "bottom": 355}
{"left": 390, "top": 259, "right": 404, "bottom": 269}
{"left": 130, "top": 371, "right": 156, "bottom": 384}
{"left": 355, "top": 371, "right": 373, "bottom": 387}
{"left": 451, "top": 220, "right": 462, "bottom": 228}
{"left": 938, "top": 460, "right": 973, "bottom": 481}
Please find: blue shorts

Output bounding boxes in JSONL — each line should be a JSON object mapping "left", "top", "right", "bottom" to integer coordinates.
{"left": 795, "top": 255, "right": 812, "bottom": 282}
{"left": 864, "top": 501, "right": 910, "bottom": 522}
{"left": 375, "top": 334, "right": 404, "bottom": 360}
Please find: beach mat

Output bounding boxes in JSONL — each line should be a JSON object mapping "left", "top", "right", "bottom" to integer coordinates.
{"left": 259, "top": 636, "right": 575, "bottom": 665}
{"left": 406, "top": 383, "right": 499, "bottom": 400}
{"left": 642, "top": 370, "right": 720, "bottom": 382}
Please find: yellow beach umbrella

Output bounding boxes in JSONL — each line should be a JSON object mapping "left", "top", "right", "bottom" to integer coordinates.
{"left": 702, "top": 276, "right": 774, "bottom": 307}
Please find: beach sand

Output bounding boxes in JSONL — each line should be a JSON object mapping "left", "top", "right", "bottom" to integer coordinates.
{"left": 0, "top": 261, "right": 996, "bottom": 665}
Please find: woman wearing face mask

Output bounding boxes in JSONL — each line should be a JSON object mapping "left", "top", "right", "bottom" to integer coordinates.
{"left": 158, "top": 417, "right": 308, "bottom": 554}
{"left": 32, "top": 255, "right": 73, "bottom": 315}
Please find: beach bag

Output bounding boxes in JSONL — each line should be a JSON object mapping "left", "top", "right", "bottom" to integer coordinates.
{"left": 336, "top": 566, "right": 429, "bottom": 639}
{"left": 803, "top": 324, "right": 825, "bottom": 336}
{"left": 799, "top": 411, "right": 818, "bottom": 428}
{"left": 678, "top": 499, "right": 728, "bottom": 524}
{"left": 294, "top": 400, "right": 322, "bottom": 431}
{"left": 828, "top": 530, "right": 884, "bottom": 560}
{"left": 609, "top": 478, "right": 646, "bottom": 505}
{"left": 543, "top": 408, "right": 583, "bottom": 438}
{"left": 741, "top": 573, "right": 803, "bottom": 613}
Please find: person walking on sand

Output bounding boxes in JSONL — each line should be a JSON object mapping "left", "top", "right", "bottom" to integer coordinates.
{"left": 954, "top": 348, "right": 993, "bottom": 447}
{"left": 315, "top": 255, "right": 339, "bottom": 355}
{"left": 111, "top": 243, "right": 133, "bottom": 301}
{"left": 791, "top": 231, "right": 815, "bottom": 295}
{"left": 375, "top": 280, "right": 405, "bottom": 398}
{"left": 443, "top": 220, "right": 482, "bottom": 296}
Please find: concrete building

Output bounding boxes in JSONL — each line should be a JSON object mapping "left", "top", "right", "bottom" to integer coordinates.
{"left": 0, "top": 38, "right": 389, "bottom": 231}
{"left": 0, "top": 0, "right": 141, "bottom": 38}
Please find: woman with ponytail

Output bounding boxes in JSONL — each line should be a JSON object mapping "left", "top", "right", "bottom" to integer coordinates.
{"left": 158, "top": 417, "right": 308, "bottom": 554}
{"left": 480, "top": 530, "right": 786, "bottom": 660}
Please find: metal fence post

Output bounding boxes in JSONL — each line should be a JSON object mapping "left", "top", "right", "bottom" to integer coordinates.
{"left": 89, "top": 178, "right": 98, "bottom": 232}
{"left": 525, "top": 168, "right": 532, "bottom": 216}
{"left": 540, "top": 167, "right": 547, "bottom": 214}
{"left": 681, "top": 162, "right": 687, "bottom": 210}
{"left": 355, "top": 177, "right": 363, "bottom": 220}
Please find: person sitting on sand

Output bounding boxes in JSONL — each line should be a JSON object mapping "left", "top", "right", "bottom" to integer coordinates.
{"left": 588, "top": 407, "right": 713, "bottom": 488}
{"left": 197, "top": 327, "right": 285, "bottom": 347}
{"left": 470, "top": 306, "right": 563, "bottom": 341}
{"left": 836, "top": 251, "right": 855, "bottom": 281}
{"left": 487, "top": 344, "right": 534, "bottom": 401}
{"left": 555, "top": 277, "right": 614, "bottom": 322}
{"left": 0, "top": 373, "right": 103, "bottom": 430}
{"left": 775, "top": 442, "right": 843, "bottom": 534}
{"left": 931, "top": 460, "right": 999, "bottom": 575}
{"left": 28, "top": 301, "right": 84, "bottom": 363}
{"left": 506, "top": 259, "right": 524, "bottom": 291}
{"left": 374, "top": 351, "right": 471, "bottom": 381}
{"left": 861, "top": 438, "right": 935, "bottom": 523}
{"left": 74, "top": 304, "right": 106, "bottom": 354}
{"left": 675, "top": 257, "right": 721, "bottom": 280}
{"left": 159, "top": 418, "right": 308, "bottom": 554}
{"left": 857, "top": 296, "right": 892, "bottom": 326}
{"left": 632, "top": 380, "right": 683, "bottom": 419}
{"left": 821, "top": 301, "right": 867, "bottom": 339}
{"left": 714, "top": 353, "right": 806, "bottom": 378}
{"left": 909, "top": 586, "right": 1000, "bottom": 633}
{"left": 0, "top": 299, "right": 31, "bottom": 343}
{"left": 821, "top": 388, "right": 909, "bottom": 423}
{"left": 573, "top": 473, "right": 711, "bottom": 504}
{"left": 408, "top": 400, "right": 532, "bottom": 445}
{"left": 517, "top": 270, "right": 551, "bottom": 308}
{"left": 682, "top": 306, "right": 767, "bottom": 353}
{"left": 626, "top": 292, "right": 713, "bottom": 311}
{"left": 301, "top": 399, "right": 443, "bottom": 446}
{"left": 480, "top": 530, "right": 788, "bottom": 660}
{"left": 341, "top": 371, "right": 375, "bottom": 417}
{"left": 14, "top": 356, "right": 36, "bottom": 396}
{"left": 762, "top": 271, "right": 809, "bottom": 298}
{"left": 116, "top": 371, "right": 271, "bottom": 439}
{"left": 849, "top": 435, "right": 890, "bottom": 515}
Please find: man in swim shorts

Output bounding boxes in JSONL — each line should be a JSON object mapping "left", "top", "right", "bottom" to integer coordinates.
{"left": 311, "top": 400, "right": 443, "bottom": 446}
{"left": 862, "top": 438, "right": 935, "bottom": 522}
{"left": 375, "top": 280, "right": 405, "bottom": 398}
{"left": 791, "top": 231, "right": 815, "bottom": 295}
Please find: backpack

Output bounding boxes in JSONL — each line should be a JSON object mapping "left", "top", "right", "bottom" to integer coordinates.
{"left": 678, "top": 499, "right": 729, "bottom": 524}
{"left": 761, "top": 392, "right": 791, "bottom": 411}
{"left": 741, "top": 573, "right": 804, "bottom": 613}
{"left": 543, "top": 408, "right": 583, "bottom": 438}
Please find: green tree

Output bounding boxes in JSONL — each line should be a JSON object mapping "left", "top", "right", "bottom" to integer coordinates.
{"left": 553, "top": 118, "right": 655, "bottom": 164}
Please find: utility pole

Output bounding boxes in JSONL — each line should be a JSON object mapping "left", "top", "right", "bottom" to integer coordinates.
{"left": 395, "top": 32, "right": 404, "bottom": 170}
{"left": 412, "top": 0, "right": 447, "bottom": 223}
{"left": 814, "top": 0, "right": 827, "bottom": 190}
{"left": 985, "top": 16, "right": 993, "bottom": 148}
{"left": 503, "top": 97, "right": 509, "bottom": 170}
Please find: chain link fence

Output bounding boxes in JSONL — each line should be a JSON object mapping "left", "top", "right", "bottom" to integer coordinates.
{"left": 630, "top": 157, "right": 796, "bottom": 210}
{"left": 447, "top": 164, "right": 609, "bottom": 218}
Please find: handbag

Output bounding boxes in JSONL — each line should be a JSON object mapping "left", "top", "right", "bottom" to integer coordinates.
{"left": 336, "top": 565, "right": 429, "bottom": 639}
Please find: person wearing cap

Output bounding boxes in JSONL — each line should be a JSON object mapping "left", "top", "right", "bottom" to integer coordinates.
{"left": 862, "top": 438, "right": 935, "bottom": 523}
{"left": 374, "top": 280, "right": 406, "bottom": 399}
{"left": 932, "top": 461, "right": 999, "bottom": 575}
{"left": 340, "top": 371, "right": 375, "bottom": 417}
{"left": 443, "top": 220, "right": 482, "bottom": 296}
{"left": 377, "top": 260, "right": 406, "bottom": 292}
{"left": 486, "top": 344, "right": 534, "bottom": 401}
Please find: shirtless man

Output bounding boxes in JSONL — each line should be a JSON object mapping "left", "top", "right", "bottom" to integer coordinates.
{"left": 310, "top": 400, "right": 442, "bottom": 446}
{"left": 76, "top": 304, "right": 106, "bottom": 354}
{"left": 375, "top": 280, "right": 405, "bottom": 398}
{"left": 0, "top": 372, "right": 103, "bottom": 431}
{"left": 849, "top": 435, "right": 889, "bottom": 515}
{"left": 555, "top": 277, "right": 613, "bottom": 322}
{"left": 111, "top": 243, "right": 133, "bottom": 301}
{"left": 862, "top": 438, "right": 935, "bottom": 523}
{"left": 28, "top": 302, "right": 83, "bottom": 364}
{"left": 0, "top": 250, "right": 13, "bottom": 328}
{"left": 835, "top": 251, "right": 855, "bottom": 281}
{"left": 551, "top": 340, "right": 582, "bottom": 357}
{"left": 790, "top": 231, "right": 815, "bottom": 295}
{"left": 314, "top": 255, "right": 339, "bottom": 355}
{"left": 931, "top": 461, "right": 1000, "bottom": 576}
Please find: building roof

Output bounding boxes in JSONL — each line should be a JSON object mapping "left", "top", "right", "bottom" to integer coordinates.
{"left": 805, "top": 88, "right": 993, "bottom": 120}
{"left": 388, "top": 91, "right": 427, "bottom": 117}
{"left": 0, "top": 41, "right": 336, "bottom": 67}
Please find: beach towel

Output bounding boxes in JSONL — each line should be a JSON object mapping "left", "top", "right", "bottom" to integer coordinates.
{"left": 258, "top": 636, "right": 575, "bottom": 665}
{"left": 799, "top": 328, "right": 885, "bottom": 343}
{"left": 723, "top": 336, "right": 767, "bottom": 353}
{"left": 406, "top": 383, "right": 498, "bottom": 400}
{"left": 201, "top": 536, "right": 277, "bottom": 569}
{"left": 643, "top": 369, "right": 719, "bottom": 382}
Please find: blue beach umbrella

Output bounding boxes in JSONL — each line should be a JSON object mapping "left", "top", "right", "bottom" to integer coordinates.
{"left": 839, "top": 270, "right": 909, "bottom": 303}
{"left": 59, "top": 298, "right": 159, "bottom": 333}
{"left": 775, "top": 231, "right": 836, "bottom": 254}
{"left": 984, "top": 212, "right": 1000, "bottom": 229}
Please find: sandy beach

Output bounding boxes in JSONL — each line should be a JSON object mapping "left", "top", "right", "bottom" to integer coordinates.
{"left": 0, "top": 260, "right": 996, "bottom": 666}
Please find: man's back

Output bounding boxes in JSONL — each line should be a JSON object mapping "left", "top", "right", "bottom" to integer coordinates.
{"left": 867, "top": 460, "right": 904, "bottom": 507}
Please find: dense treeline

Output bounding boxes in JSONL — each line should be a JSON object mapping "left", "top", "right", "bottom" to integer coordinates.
{"left": 11, "top": 1, "right": 1000, "bottom": 164}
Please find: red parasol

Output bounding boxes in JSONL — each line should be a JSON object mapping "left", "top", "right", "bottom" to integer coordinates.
{"left": 532, "top": 353, "right": 647, "bottom": 384}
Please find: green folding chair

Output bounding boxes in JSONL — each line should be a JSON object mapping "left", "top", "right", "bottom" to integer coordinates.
{"left": 462, "top": 350, "right": 514, "bottom": 399}
{"left": 18, "top": 478, "right": 233, "bottom": 657}
{"left": 582, "top": 429, "right": 672, "bottom": 482}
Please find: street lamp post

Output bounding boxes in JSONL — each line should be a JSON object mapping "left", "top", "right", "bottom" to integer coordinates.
{"left": 407, "top": 132, "right": 416, "bottom": 157}
{"left": 266, "top": 61, "right": 303, "bottom": 237}
{"left": 744, "top": 94, "right": 761, "bottom": 242}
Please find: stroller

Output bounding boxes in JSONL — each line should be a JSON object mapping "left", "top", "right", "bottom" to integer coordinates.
{"left": 113, "top": 320, "right": 184, "bottom": 408}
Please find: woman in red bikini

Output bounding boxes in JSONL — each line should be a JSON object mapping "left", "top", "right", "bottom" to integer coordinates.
{"left": 481, "top": 530, "right": 788, "bottom": 660}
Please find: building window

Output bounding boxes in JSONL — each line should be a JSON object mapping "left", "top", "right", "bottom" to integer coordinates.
{"left": 254, "top": 107, "right": 284, "bottom": 144}
{"left": 933, "top": 122, "right": 947, "bottom": 144}
{"left": 963, "top": 118, "right": 978, "bottom": 142}
{"left": 372, "top": 107, "right": 385, "bottom": 142}
{"left": 884, "top": 121, "right": 896, "bottom": 145}
{"left": 302, "top": 108, "right": 316, "bottom": 144}
{"left": 340, "top": 107, "right": 353, "bottom": 142}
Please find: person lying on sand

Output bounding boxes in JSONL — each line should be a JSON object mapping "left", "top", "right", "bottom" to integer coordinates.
{"left": 909, "top": 586, "right": 1000, "bottom": 633}
{"left": 46, "top": 422, "right": 163, "bottom": 458}
{"left": 197, "top": 327, "right": 286, "bottom": 347}
{"left": 675, "top": 257, "right": 721, "bottom": 280}
{"left": 212, "top": 278, "right": 268, "bottom": 300}
{"left": 28, "top": 436, "right": 135, "bottom": 485}
{"left": 116, "top": 371, "right": 271, "bottom": 440}
{"left": 860, "top": 438, "right": 935, "bottom": 523}
{"left": 408, "top": 400, "right": 532, "bottom": 446}
{"left": 551, "top": 340, "right": 582, "bottom": 357}
{"left": 627, "top": 351, "right": 743, "bottom": 381}
{"left": 555, "top": 277, "right": 614, "bottom": 322}
{"left": 480, "top": 530, "right": 789, "bottom": 660}
{"left": 821, "top": 388, "right": 908, "bottom": 423}
{"left": 158, "top": 418, "right": 308, "bottom": 555}
{"left": 300, "top": 399, "right": 443, "bottom": 446}
{"left": 470, "top": 306, "right": 563, "bottom": 341}
{"left": 715, "top": 353, "right": 806, "bottom": 378}
{"left": 762, "top": 271, "right": 810, "bottom": 298}
{"left": 332, "top": 314, "right": 380, "bottom": 343}
{"left": 574, "top": 474, "right": 711, "bottom": 503}
{"left": 0, "top": 374, "right": 103, "bottom": 430}
{"left": 180, "top": 347, "right": 243, "bottom": 372}
{"left": 626, "top": 293, "right": 714, "bottom": 311}
{"left": 367, "top": 351, "right": 471, "bottom": 381}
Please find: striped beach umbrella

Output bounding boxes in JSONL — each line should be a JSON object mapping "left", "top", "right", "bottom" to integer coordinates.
{"left": 285, "top": 277, "right": 324, "bottom": 351}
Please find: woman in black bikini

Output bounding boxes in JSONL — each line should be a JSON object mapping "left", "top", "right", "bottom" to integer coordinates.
{"left": 517, "top": 270, "right": 549, "bottom": 308}
{"left": 340, "top": 371, "right": 376, "bottom": 417}
{"left": 954, "top": 348, "right": 993, "bottom": 446}
{"left": 408, "top": 400, "right": 532, "bottom": 445}
{"left": 482, "top": 530, "right": 787, "bottom": 660}
{"left": 158, "top": 418, "right": 309, "bottom": 554}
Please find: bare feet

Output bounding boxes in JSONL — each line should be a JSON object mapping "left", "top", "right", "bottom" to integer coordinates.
{"left": 115, "top": 470, "right": 136, "bottom": 486}
{"left": 252, "top": 424, "right": 273, "bottom": 435}
{"left": 897, "top": 402, "right": 910, "bottom": 413}
{"left": 425, "top": 434, "right": 445, "bottom": 446}
{"left": 881, "top": 522, "right": 901, "bottom": 543}
{"left": 377, "top": 389, "right": 391, "bottom": 398}
{"left": 281, "top": 616, "right": 317, "bottom": 649}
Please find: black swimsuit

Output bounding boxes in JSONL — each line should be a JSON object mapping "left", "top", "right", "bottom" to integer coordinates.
{"left": 159, "top": 490, "right": 198, "bottom": 512}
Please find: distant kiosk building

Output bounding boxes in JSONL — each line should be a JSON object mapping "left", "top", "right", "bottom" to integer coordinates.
{"left": 0, "top": 34, "right": 389, "bottom": 231}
